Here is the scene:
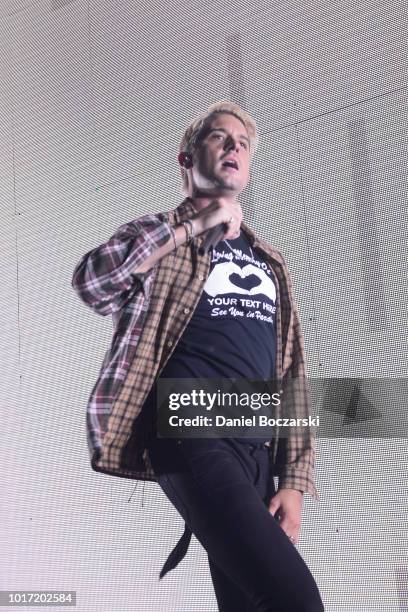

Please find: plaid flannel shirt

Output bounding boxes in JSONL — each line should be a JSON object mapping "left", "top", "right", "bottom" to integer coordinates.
{"left": 71, "top": 197, "right": 318, "bottom": 500}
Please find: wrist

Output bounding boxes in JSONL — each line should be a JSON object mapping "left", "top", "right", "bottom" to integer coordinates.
{"left": 278, "top": 487, "right": 304, "bottom": 496}
{"left": 190, "top": 215, "right": 203, "bottom": 236}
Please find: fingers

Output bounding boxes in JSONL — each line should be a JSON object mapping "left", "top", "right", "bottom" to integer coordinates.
{"left": 269, "top": 503, "right": 300, "bottom": 544}
{"left": 223, "top": 215, "right": 241, "bottom": 240}
{"left": 279, "top": 518, "right": 300, "bottom": 545}
{"left": 281, "top": 527, "right": 299, "bottom": 545}
{"left": 268, "top": 490, "right": 302, "bottom": 546}
{"left": 202, "top": 198, "right": 243, "bottom": 239}
{"left": 268, "top": 500, "right": 280, "bottom": 518}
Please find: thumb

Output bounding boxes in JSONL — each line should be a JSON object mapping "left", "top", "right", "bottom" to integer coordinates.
{"left": 268, "top": 496, "right": 280, "bottom": 519}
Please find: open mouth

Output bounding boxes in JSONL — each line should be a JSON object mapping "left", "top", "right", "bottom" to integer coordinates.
{"left": 221, "top": 160, "right": 239, "bottom": 171}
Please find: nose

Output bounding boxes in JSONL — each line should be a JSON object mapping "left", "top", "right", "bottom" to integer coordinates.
{"left": 224, "top": 136, "right": 241, "bottom": 153}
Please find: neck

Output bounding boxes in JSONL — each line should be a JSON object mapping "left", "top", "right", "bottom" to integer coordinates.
{"left": 186, "top": 193, "right": 239, "bottom": 212}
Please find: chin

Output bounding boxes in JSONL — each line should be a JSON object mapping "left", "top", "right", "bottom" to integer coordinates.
{"left": 219, "top": 177, "right": 242, "bottom": 188}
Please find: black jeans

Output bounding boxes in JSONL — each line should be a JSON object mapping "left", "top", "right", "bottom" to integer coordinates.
{"left": 147, "top": 436, "right": 324, "bottom": 612}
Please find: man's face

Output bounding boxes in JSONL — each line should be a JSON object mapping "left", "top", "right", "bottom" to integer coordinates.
{"left": 189, "top": 112, "right": 251, "bottom": 197}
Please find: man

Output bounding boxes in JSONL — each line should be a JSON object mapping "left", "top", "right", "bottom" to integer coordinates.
{"left": 72, "top": 101, "right": 324, "bottom": 611}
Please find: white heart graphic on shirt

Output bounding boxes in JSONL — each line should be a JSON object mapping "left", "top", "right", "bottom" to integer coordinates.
{"left": 204, "top": 261, "right": 276, "bottom": 301}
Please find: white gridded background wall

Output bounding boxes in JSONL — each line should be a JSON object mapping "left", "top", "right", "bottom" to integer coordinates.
{"left": 0, "top": 0, "right": 407, "bottom": 610}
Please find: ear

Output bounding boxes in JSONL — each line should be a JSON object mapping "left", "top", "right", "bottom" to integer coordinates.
{"left": 178, "top": 152, "right": 193, "bottom": 169}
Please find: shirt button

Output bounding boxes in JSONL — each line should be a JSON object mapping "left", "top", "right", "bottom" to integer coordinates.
{"left": 167, "top": 340, "right": 173, "bottom": 347}
{"left": 199, "top": 274, "right": 205, "bottom": 281}
{"left": 183, "top": 307, "right": 189, "bottom": 314}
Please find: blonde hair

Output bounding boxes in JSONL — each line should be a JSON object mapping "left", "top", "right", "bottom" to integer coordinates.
{"left": 178, "top": 100, "right": 259, "bottom": 196}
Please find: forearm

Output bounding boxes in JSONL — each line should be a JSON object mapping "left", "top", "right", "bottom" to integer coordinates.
{"left": 134, "top": 223, "right": 190, "bottom": 273}
{"left": 72, "top": 213, "right": 173, "bottom": 315}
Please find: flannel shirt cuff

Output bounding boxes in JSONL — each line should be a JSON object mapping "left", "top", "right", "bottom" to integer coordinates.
{"left": 277, "top": 467, "right": 319, "bottom": 501}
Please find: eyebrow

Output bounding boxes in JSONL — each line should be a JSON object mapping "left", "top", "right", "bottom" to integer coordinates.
{"left": 208, "top": 127, "right": 250, "bottom": 145}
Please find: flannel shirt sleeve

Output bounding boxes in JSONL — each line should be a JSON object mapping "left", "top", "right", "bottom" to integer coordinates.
{"left": 273, "top": 263, "right": 319, "bottom": 500}
{"left": 71, "top": 213, "right": 172, "bottom": 316}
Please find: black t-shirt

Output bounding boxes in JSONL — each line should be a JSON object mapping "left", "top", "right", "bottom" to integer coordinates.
{"left": 156, "top": 230, "right": 277, "bottom": 444}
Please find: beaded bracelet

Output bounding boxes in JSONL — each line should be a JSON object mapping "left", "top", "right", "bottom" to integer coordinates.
{"left": 169, "top": 225, "right": 177, "bottom": 252}
{"left": 182, "top": 219, "right": 195, "bottom": 245}
{"left": 182, "top": 222, "right": 189, "bottom": 243}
